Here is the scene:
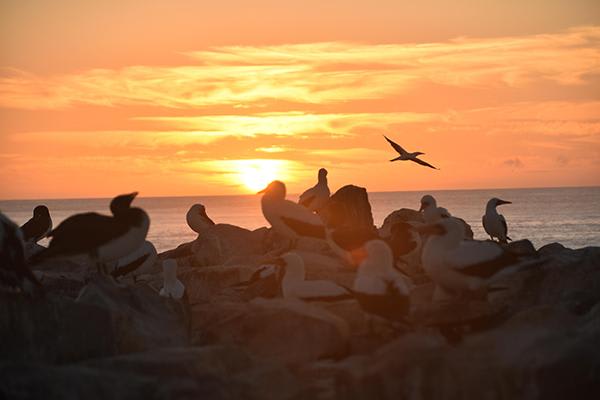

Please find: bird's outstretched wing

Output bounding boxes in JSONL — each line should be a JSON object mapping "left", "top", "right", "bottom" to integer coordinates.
{"left": 410, "top": 157, "right": 438, "bottom": 170}
{"left": 384, "top": 135, "right": 407, "bottom": 155}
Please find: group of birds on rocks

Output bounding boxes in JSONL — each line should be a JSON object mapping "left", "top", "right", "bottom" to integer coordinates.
{"left": 1, "top": 134, "right": 532, "bottom": 332}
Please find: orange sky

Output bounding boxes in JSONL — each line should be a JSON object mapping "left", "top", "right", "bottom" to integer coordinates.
{"left": 1, "top": 1, "right": 599, "bottom": 199}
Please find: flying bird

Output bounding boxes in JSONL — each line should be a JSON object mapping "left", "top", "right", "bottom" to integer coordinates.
{"left": 0, "top": 212, "right": 42, "bottom": 293}
{"left": 298, "top": 168, "right": 330, "bottom": 212}
{"left": 259, "top": 180, "right": 326, "bottom": 244}
{"left": 384, "top": 135, "right": 438, "bottom": 170}
{"left": 20, "top": 205, "right": 52, "bottom": 243}
{"left": 34, "top": 192, "right": 150, "bottom": 274}
{"left": 482, "top": 198, "right": 512, "bottom": 244}
{"left": 186, "top": 204, "right": 215, "bottom": 234}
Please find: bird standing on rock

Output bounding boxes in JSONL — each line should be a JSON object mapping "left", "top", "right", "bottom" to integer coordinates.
{"left": 34, "top": 192, "right": 150, "bottom": 274}
{"left": 483, "top": 198, "right": 512, "bottom": 243}
{"left": 20, "top": 205, "right": 52, "bottom": 243}
{"left": 420, "top": 217, "right": 528, "bottom": 301}
{"left": 259, "top": 180, "right": 326, "bottom": 246}
{"left": 419, "top": 195, "right": 451, "bottom": 223}
{"left": 186, "top": 204, "right": 215, "bottom": 235}
{"left": 0, "top": 212, "right": 42, "bottom": 293}
{"left": 347, "top": 240, "right": 411, "bottom": 326}
{"left": 298, "top": 168, "right": 330, "bottom": 213}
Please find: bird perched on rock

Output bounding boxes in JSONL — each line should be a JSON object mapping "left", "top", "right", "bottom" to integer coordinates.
{"left": 483, "top": 198, "right": 512, "bottom": 244}
{"left": 186, "top": 204, "right": 215, "bottom": 235}
{"left": 346, "top": 240, "right": 411, "bottom": 326}
{"left": 259, "top": 180, "right": 326, "bottom": 245}
{"left": 298, "top": 168, "right": 330, "bottom": 213}
{"left": 111, "top": 240, "right": 158, "bottom": 280}
{"left": 272, "top": 252, "right": 350, "bottom": 301}
{"left": 420, "top": 217, "right": 532, "bottom": 301}
{"left": 384, "top": 135, "right": 438, "bottom": 169}
{"left": 0, "top": 212, "right": 42, "bottom": 293}
{"left": 34, "top": 192, "right": 149, "bottom": 274}
{"left": 20, "top": 205, "right": 52, "bottom": 243}
{"left": 419, "top": 195, "right": 451, "bottom": 223}
{"left": 160, "top": 258, "right": 185, "bottom": 300}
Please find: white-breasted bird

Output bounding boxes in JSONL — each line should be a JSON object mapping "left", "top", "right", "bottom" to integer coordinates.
{"left": 259, "top": 180, "right": 326, "bottom": 242}
{"left": 419, "top": 195, "right": 451, "bottom": 223}
{"left": 347, "top": 240, "right": 411, "bottom": 323}
{"left": 420, "top": 217, "right": 525, "bottom": 301}
{"left": 34, "top": 192, "right": 150, "bottom": 273}
{"left": 298, "top": 168, "right": 330, "bottom": 212}
{"left": 482, "top": 198, "right": 512, "bottom": 244}
{"left": 384, "top": 135, "right": 439, "bottom": 170}
{"left": 20, "top": 205, "right": 52, "bottom": 244}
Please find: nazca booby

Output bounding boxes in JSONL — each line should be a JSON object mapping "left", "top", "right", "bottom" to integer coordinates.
{"left": 482, "top": 198, "right": 512, "bottom": 243}
{"left": 384, "top": 135, "right": 438, "bottom": 170}
{"left": 186, "top": 204, "right": 215, "bottom": 234}
{"left": 298, "top": 168, "right": 330, "bottom": 212}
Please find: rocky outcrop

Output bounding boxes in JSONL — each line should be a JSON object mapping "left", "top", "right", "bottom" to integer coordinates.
{"left": 191, "top": 298, "right": 350, "bottom": 365}
{"left": 321, "top": 185, "right": 374, "bottom": 229}
{"left": 379, "top": 208, "right": 423, "bottom": 238}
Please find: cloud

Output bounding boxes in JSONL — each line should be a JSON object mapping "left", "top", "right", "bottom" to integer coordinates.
{"left": 503, "top": 158, "right": 524, "bottom": 168}
{"left": 0, "top": 26, "right": 598, "bottom": 110}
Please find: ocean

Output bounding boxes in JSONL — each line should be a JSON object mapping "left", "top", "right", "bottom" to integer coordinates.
{"left": 1, "top": 187, "right": 599, "bottom": 252}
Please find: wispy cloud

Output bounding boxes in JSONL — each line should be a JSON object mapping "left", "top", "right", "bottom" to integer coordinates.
{"left": 0, "top": 26, "right": 597, "bottom": 110}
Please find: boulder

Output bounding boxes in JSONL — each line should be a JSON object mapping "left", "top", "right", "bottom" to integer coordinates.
{"left": 321, "top": 185, "right": 374, "bottom": 229}
{"left": 537, "top": 242, "right": 568, "bottom": 257}
{"left": 76, "top": 276, "right": 189, "bottom": 353}
{"left": 0, "top": 346, "right": 301, "bottom": 400}
{"left": 0, "top": 292, "right": 118, "bottom": 363}
{"left": 191, "top": 233, "right": 224, "bottom": 266}
{"left": 503, "top": 239, "right": 537, "bottom": 258}
{"left": 379, "top": 208, "right": 423, "bottom": 237}
{"left": 191, "top": 298, "right": 350, "bottom": 365}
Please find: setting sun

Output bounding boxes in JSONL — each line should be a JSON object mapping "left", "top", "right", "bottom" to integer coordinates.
{"left": 234, "top": 159, "right": 290, "bottom": 192}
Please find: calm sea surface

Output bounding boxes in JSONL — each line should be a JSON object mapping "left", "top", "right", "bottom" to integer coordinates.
{"left": 1, "top": 187, "right": 599, "bottom": 252}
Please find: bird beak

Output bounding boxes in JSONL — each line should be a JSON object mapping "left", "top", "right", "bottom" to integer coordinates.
{"left": 498, "top": 199, "right": 512, "bottom": 205}
{"left": 257, "top": 187, "right": 268, "bottom": 194}
{"left": 350, "top": 247, "right": 369, "bottom": 265}
{"left": 415, "top": 223, "right": 446, "bottom": 236}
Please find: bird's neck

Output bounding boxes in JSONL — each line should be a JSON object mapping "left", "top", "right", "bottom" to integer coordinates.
{"left": 486, "top": 204, "right": 499, "bottom": 214}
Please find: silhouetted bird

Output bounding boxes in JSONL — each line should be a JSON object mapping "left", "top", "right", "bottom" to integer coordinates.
{"left": 259, "top": 180, "right": 326, "bottom": 243}
{"left": 0, "top": 212, "right": 42, "bottom": 293}
{"left": 298, "top": 168, "right": 330, "bottom": 212}
{"left": 483, "top": 198, "right": 512, "bottom": 243}
{"left": 35, "top": 192, "right": 149, "bottom": 273}
{"left": 20, "top": 205, "right": 52, "bottom": 243}
{"left": 384, "top": 135, "right": 438, "bottom": 169}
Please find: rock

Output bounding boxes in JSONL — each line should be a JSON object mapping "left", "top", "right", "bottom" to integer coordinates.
{"left": 0, "top": 346, "right": 301, "bottom": 400}
{"left": 379, "top": 208, "right": 423, "bottom": 237}
{"left": 179, "top": 264, "right": 268, "bottom": 304}
{"left": 76, "top": 276, "right": 189, "bottom": 353}
{"left": 538, "top": 242, "right": 568, "bottom": 257}
{"left": 191, "top": 233, "right": 224, "bottom": 266}
{"left": 191, "top": 298, "right": 350, "bottom": 365}
{"left": 321, "top": 185, "right": 374, "bottom": 229}
{"left": 35, "top": 270, "right": 87, "bottom": 298}
{"left": 0, "top": 292, "right": 118, "bottom": 363}
{"left": 503, "top": 239, "right": 537, "bottom": 258}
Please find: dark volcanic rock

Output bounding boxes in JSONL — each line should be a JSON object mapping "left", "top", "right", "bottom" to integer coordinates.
{"left": 76, "top": 276, "right": 189, "bottom": 353}
{"left": 379, "top": 208, "right": 424, "bottom": 237}
{"left": 504, "top": 239, "right": 537, "bottom": 258}
{"left": 0, "top": 292, "right": 117, "bottom": 363}
{"left": 0, "top": 346, "right": 301, "bottom": 400}
{"left": 321, "top": 185, "right": 374, "bottom": 229}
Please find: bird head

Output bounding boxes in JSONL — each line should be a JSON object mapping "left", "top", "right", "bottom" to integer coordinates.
{"left": 489, "top": 197, "right": 512, "bottom": 208}
{"left": 33, "top": 205, "right": 50, "bottom": 217}
{"left": 419, "top": 195, "right": 437, "bottom": 212}
{"left": 318, "top": 168, "right": 328, "bottom": 181}
{"left": 257, "top": 180, "right": 286, "bottom": 200}
{"left": 110, "top": 192, "right": 138, "bottom": 215}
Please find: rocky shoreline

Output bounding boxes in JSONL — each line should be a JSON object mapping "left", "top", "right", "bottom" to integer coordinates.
{"left": 2, "top": 186, "right": 599, "bottom": 399}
